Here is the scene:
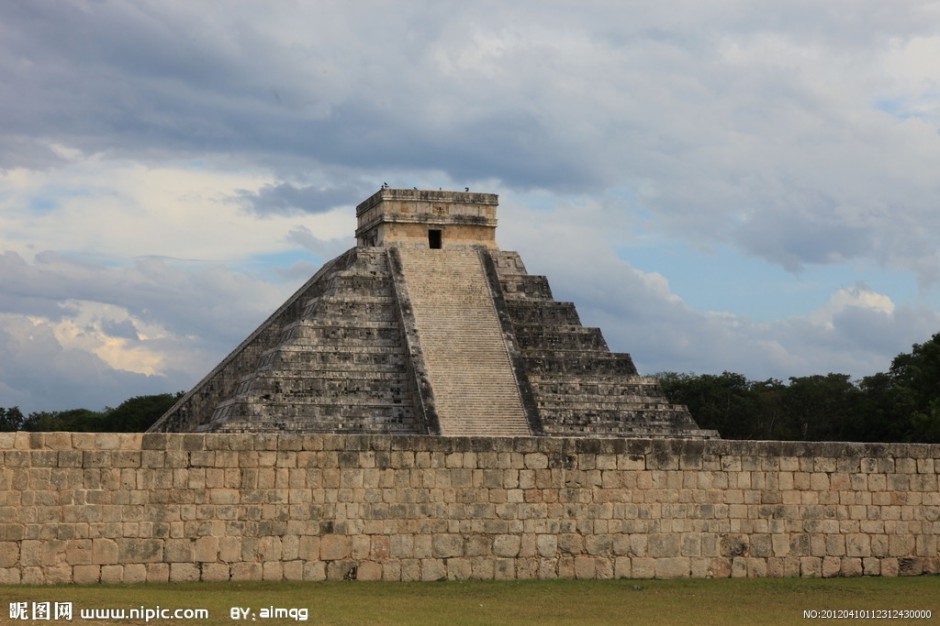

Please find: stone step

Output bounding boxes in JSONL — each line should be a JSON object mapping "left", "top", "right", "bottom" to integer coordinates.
{"left": 397, "top": 247, "right": 531, "bottom": 437}
{"left": 504, "top": 302, "right": 582, "bottom": 326}
{"left": 498, "top": 275, "right": 554, "bottom": 300}
{"left": 522, "top": 353, "right": 639, "bottom": 376}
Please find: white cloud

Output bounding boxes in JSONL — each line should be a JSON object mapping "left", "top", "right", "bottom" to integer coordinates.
{"left": 2, "top": 1, "right": 940, "bottom": 413}
{"left": 808, "top": 286, "right": 895, "bottom": 329}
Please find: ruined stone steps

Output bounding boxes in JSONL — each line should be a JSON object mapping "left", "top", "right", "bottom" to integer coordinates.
{"left": 485, "top": 249, "right": 716, "bottom": 439}
{"left": 521, "top": 352, "right": 638, "bottom": 376}
{"left": 505, "top": 301, "right": 581, "bottom": 325}
{"left": 537, "top": 397, "right": 680, "bottom": 410}
{"left": 497, "top": 275, "right": 553, "bottom": 300}
{"left": 513, "top": 327, "right": 609, "bottom": 351}
{"left": 239, "top": 375, "right": 411, "bottom": 398}
{"left": 302, "top": 296, "right": 399, "bottom": 321}
{"left": 397, "top": 247, "right": 530, "bottom": 437}
{"left": 196, "top": 248, "right": 426, "bottom": 434}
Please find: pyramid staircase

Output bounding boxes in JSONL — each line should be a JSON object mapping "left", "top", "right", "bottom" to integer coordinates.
{"left": 488, "top": 251, "right": 717, "bottom": 438}
{"left": 395, "top": 247, "right": 531, "bottom": 436}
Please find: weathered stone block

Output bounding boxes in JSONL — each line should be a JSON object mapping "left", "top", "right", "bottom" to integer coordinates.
{"left": 655, "top": 557, "right": 690, "bottom": 579}
{"left": 72, "top": 564, "right": 100, "bottom": 584}
{"left": 123, "top": 563, "right": 147, "bottom": 584}
{"left": 92, "top": 538, "right": 118, "bottom": 565}
{"left": 146, "top": 562, "right": 169, "bottom": 583}
{"left": 320, "top": 535, "right": 351, "bottom": 561}
{"left": 164, "top": 538, "right": 193, "bottom": 563}
{"left": 0, "top": 542, "right": 18, "bottom": 568}
{"left": 493, "top": 534, "right": 521, "bottom": 557}
{"left": 100, "top": 564, "right": 124, "bottom": 584}
{"left": 432, "top": 534, "right": 463, "bottom": 558}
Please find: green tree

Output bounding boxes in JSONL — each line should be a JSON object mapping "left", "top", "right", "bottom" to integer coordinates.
{"left": 885, "top": 332, "right": 940, "bottom": 442}
{"left": 657, "top": 371, "right": 762, "bottom": 439}
{"left": 22, "top": 408, "right": 105, "bottom": 432}
{"left": 20, "top": 392, "right": 182, "bottom": 432}
{"left": 99, "top": 393, "right": 181, "bottom": 432}
{"left": 0, "top": 407, "right": 24, "bottom": 431}
{"left": 781, "top": 374, "right": 859, "bottom": 441}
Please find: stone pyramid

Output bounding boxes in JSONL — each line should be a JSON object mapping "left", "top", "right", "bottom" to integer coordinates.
{"left": 149, "top": 189, "right": 717, "bottom": 439}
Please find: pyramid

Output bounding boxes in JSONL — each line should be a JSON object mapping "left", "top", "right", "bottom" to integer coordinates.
{"left": 149, "top": 189, "right": 717, "bottom": 438}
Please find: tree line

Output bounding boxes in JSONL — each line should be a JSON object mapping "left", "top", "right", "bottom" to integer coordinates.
{"left": 0, "top": 393, "right": 181, "bottom": 433}
{"left": 657, "top": 332, "right": 940, "bottom": 443}
{"left": 1, "top": 332, "right": 938, "bottom": 442}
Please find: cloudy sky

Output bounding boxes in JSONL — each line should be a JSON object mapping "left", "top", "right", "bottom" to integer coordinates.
{"left": 3, "top": 1, "right": 940, "bottom": 414}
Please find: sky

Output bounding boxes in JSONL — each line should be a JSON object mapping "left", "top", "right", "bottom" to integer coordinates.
{"left": 2, "top": 1, "right": 940, "bottom": 415}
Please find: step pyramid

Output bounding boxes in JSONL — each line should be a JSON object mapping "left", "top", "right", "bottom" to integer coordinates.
{"left": 149, "top": 188, "right": 718, "bottom": 439}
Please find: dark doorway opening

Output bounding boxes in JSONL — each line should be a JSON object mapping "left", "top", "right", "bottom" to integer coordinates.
{"left": 428, "top": 229, "right": 442, "bottom": 249}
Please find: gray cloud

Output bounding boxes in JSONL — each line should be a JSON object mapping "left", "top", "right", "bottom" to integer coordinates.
{"left": 236, "top": 182, "right": 368, "bottom": 216}
{"left": 0, "top": 316, "right": 174, "bottom": 413}
{"left": 3, "top": 1, "right": 940, "bottom": 413}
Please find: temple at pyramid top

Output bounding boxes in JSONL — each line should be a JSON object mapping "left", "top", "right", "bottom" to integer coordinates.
{"left": 149, "top": 188, "right": 717, "bottom": 439}
{"left": 356, "top": 188, "right": 500, "bottom": 249}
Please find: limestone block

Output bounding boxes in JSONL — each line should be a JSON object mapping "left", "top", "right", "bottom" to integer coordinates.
{"left": 92, "top": 538, "right": 118, "bottom": 565}
{"left": 845, "top": 534, "right": 870, "bottom": 557}
{"left": 568, "top": 555, "right": 591, "bottom": 579}
{"left": 536, "top": 534, "right": 558, "bottom": 557}
{"left": 862, "top": 557, "right": 880, "bottom": 576}
{"left": 655, "top": 557, "right": 690, "bottom": 579}
{"left": 121, "top": 563, "right": 147, "bottom": 585}
{"left": 418, "top": 558, "right": 445, "bottom": 581}
{"left": 719, "top": 534, "right": 748, "bottom": 558}
{"left": 72, "top": 564, "right": 100, "bottom": 584}
{"left": 447, "top": 558, "right": 473, "bottom": 580}
{"left": 0, "top": 542, "right": 18, "bottom": 568}
{"left": 302, "top": 561, "right": 326, "bottom": 581}
{"left": 746, "top": 558, "right": 767, "bottom": 577}
{"left": 899, "top": 557, "right": 924, "bottom": 576}
{"left": 21, "top": 567, "right": 44, "bottom": 584}
{"left": 555, "top": 533, "right": 582, "bottom": 555}
{"left": 821, "top": 556, "right": 842, "bottom": 577}
{"left": 493, "top": 558, "right": 515, "bottom": 580}
{"left": 146, "top": 562, "right": 170, "bottom": 583}
{"left": 895, "top": 458, "right": 916, "bottom": 474}
{"left": 389, "top": 534, "right": 414, "bottom": 559}
{"left": 0, "top": 524, "right": 24, "bottom": 541}
{"left": 800, "top": 557, "right": 821, "bottom": 577}
{"left": 279, "top": 560, "right": 302, "bottom": 581}
{"left": 888, "top": 534, "right": 915, "bottom": 557}
{"left": 398, "top": 559, "right": 421, "bottom": 581}
{"left": 100, "top": 564, "right": 124, "bottom": 584}
{"left": 45, "top": 564, "right": 72, "bottom": 584}
{"left": 320, "top": 535, "right": 351, "bottom": 560}
{"left": 193, "top": 536, "right": 218, "bottom": 562}
{"left": 630, "top": 557, "right": 655, "bottom": 579}
{"left": 432, "top": 534, "right": 463, "bottom": 558}
{"left": 413, "top": 535, "right": 432, "bottom": 558}
{"left": 879, "top": 558, "right": 899, "bottom": 576}
{"left": 164, "top": 538, "right": 193, "bottom": 562}
{"left": 262, "top": 561, "right": 284, "bottom": 580}
{"left": 493, "top": 535, "right": 521, "bottom": 557}
{"left": 840, "top": 557, "right": 863, "bottom": 577}
{"left": 231, "top": 562, "right": 262, "bottom": 581}
{"left": 680, "top": 533, "right": 701, "bottom": 558}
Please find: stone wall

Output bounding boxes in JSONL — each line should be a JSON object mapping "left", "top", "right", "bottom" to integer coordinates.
{"left": 0, "top": 433, "right": 937, "bottom": 584}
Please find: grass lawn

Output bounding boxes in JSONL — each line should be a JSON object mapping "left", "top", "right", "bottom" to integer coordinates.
{"left": 0, "top": 577, "right": 937, "bottom": 625}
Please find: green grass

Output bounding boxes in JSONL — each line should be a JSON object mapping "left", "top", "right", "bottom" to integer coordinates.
{"left": 0, "top": 577, "right": 937, "bottom": 625}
